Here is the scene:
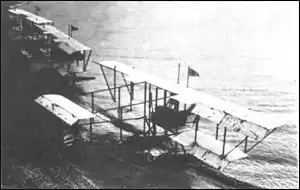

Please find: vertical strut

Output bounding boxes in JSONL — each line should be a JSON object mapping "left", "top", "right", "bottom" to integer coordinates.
{"left": 163, "top": 89, "right": 168, "bottom": 136}
{"left": 118, "top": 87, "right": 123, "bottom": 142}
{"left": 222, "top": 127, "right": 227, "bottom": 157}
{"left": 148, "top": 89, "right": 152, "bottom": 136}
{"left": 113, "top": 66, "right": 116, "bottom": 101}
{"left": 120, "top": 107, "right": 123, "bottom": 141}
{"left": 83, "top": 50, "right": 86, "bottom": 70}
{"left": 177, "top": 63, "right": 181, "bottom": 84}
{"left": 216, "top": 113, "right": 227, "bottom": 140}
{"left": 194, "top": 116, "right": 200, "bottom": 145}
{"left": 130, "top": 82, "right": 134, "bottom": 111}
{"left": 216, "top": 123, "right": 219, "bottom": 140}
{"left": 155, "top": 87, "right": 158, "bottom": 109}
{"left": 91, "top": 92, "right": 94, "bottom": 113}
{"left": 118, "top": 86, "right": 121, "bottom": 113}
{"left": 244, "top": 136, "right": 248, "bottom": 153}
{"left": 84, "top": 50, "right": 92, "bottom": 71}
{"left": 89, "top": 118, "right": 93, "bottom": 141}
{"left": 148, "top": 84, "right": 152, "bottom": 114}
{"left": 163, "top": 90, "right": 167, "bottom": 106}
{"left": 143, "top": 82, "right": 147, "bottom": 135}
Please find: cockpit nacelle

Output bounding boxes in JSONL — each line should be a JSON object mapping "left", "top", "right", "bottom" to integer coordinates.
{"left": 151, "top": 98, "right": 197, "bottom": 132}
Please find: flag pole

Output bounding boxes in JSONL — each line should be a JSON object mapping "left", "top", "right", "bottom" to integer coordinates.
{"left": 186, "top": 65, "right": 190, "bottom": 88}
{"left": 177, "top": 62, "right": 181, "bottom": 84}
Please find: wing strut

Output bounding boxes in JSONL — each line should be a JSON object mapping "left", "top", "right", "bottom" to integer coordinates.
{"left": 224, "top": 137, "right": 248, "bottom": 157}
{"left": 221, "top": 127, "right": 227, "bottom": 157}
{"left": 216, "top": 113, "right": 228, "bottom": 140}
{"left": 245, "top": 128, "right": 277, "bottom": 153}
{"left": 99, "top": 64, "right": 116, "bottom": 102}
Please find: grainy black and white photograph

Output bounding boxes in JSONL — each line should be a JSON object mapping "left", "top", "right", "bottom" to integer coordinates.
{"left": 1, "top": 1, "right": 299, "bottom": 189}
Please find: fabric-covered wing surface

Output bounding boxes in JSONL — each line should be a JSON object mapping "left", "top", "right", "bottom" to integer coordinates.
{"left": 35, "top": 94, "right": 95, "bottom": 126}
{"left": 170, "top": 129, "right": 248, "bottom": 170}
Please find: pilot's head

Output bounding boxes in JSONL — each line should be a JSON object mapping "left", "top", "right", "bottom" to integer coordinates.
{"left": 167, "top": 98, "right": 179, "bottom": 110}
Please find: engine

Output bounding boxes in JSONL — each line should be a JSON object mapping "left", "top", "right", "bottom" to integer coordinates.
{"left": 151, "top": 98, "right": 193, "bottom": 132}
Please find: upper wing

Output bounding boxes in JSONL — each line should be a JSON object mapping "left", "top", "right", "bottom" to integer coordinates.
{"left": 35, "top": 94, "right": 96, "bottom": 126}
{"left": 95, "top": 60, "right": 288, "bottom": 136}
{"left": 9, "top": 8, "right": 53, "bottom": 25}
{"left": 111, "top": 60, "right": 288, "bottom": 140}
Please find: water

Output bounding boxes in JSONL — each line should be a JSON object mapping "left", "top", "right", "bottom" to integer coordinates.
{"left": 25, "top": 1, "right": 298, "bottom": 188}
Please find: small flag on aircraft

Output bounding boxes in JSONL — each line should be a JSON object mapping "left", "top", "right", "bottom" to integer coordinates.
{"left": 188, "top": 66, "right": 200, "bottom": 77}
{"left": 35, "top": 5, "right": 41, "bottom": 12}
{"left": 70, "top": 25, "right": 79, "bottom": 32}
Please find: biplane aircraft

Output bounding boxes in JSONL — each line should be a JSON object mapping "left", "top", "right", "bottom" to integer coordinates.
{"left": 92, "top": 60, "right": 288, "bottom": 171}
{"left": 8, "top": 8, "right": 92, "bottom": 73}
{"left": 33, "top": 94, "right": 96, "bottom": 158}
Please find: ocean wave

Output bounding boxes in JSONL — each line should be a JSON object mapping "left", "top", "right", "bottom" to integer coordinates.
{"left": 247, "top": 153, "right": 298, "bottom": 167}
{"left": 208, "top": 87, "right": 295, "bottom": 97}
{"left": 275, "top": 124, "right": 298, "bottom": 134}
